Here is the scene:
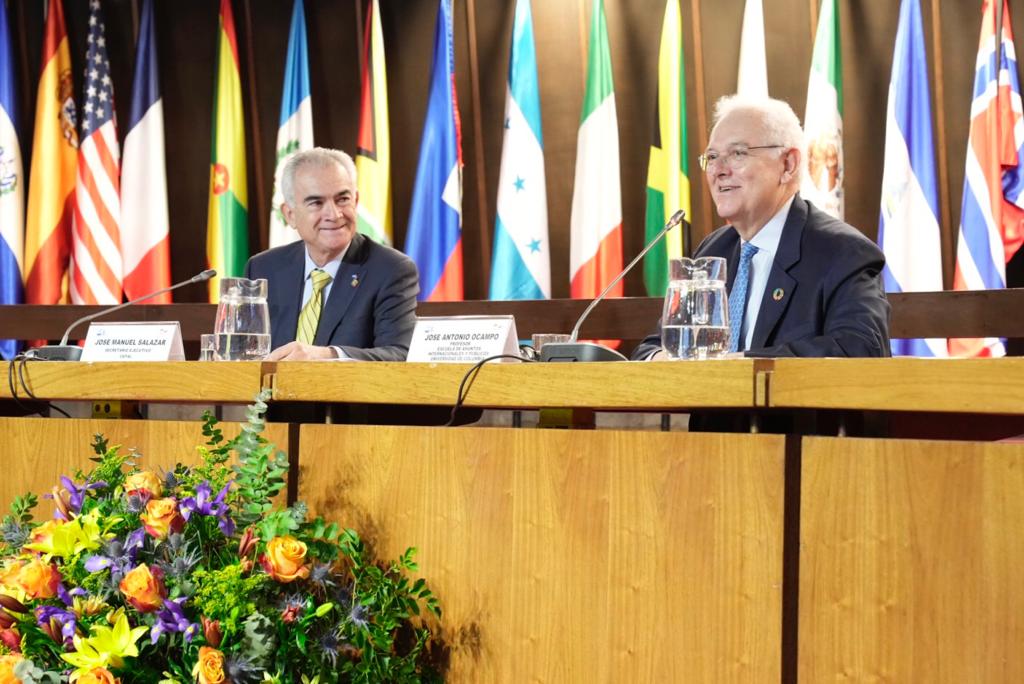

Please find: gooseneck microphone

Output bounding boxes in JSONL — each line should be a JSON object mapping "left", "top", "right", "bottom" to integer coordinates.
{"left": 541, "top": 210, "right": 687, "bottom": 362}
{"left": 29, "top": 269, "right": 217, "bottom": 361}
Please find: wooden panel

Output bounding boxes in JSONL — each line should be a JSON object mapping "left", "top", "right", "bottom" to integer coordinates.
{"left": 0, "top": 418, "right": 290, "bottom": 515}
{"left": 270, "top": 359, "right": 757, "bottom": 409}
{"left": 0, "top": 361, "right": 265, "bottom": 402}
{"left": 768, "top": 358, "right": 1024, "bottom": 414}
{"left": 299, "top": 425, "right": 785, "bottom": 681}
{"left": 799, "top": 437, "right": 1024, "bottom": 682}
{"left": 3, "top": 289, "right": 1024, "bottom": 342}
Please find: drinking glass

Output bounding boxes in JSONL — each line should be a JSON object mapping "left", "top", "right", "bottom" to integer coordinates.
{"left": 213, "top": 278, "right": 271, "bottom": 360}
{"left": 661, "top": 257, "right": 730, "bottom": 360}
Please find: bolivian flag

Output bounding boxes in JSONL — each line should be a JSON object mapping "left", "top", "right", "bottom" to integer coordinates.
{"left": 206, "top": 0, "right": 248, "bottom": 300}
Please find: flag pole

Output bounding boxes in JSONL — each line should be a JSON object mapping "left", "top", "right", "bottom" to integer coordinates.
{"left": 929, "top": 0, "right": 952, "bottom": 286}
{"left": 464, "top": 0, "right": 492, "bottom": 291}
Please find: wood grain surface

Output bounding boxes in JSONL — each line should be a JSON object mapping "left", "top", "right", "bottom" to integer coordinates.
{"left": 298, "top": 424, "right": 785, "bottom": 681}
{"left": 0, "top": 361, "right": 265, "bottom": 402}
{"left": 0, "top": 418, "right": 290, "bottom": 515}
{"left": 269, "top": 359, "right": 758, "bottom": 409}
{"left": 767, "top": 357, "right": 1024, "bottom": 414}
{"left": 799, "top": 436, "right": 1024, "bottom": 682}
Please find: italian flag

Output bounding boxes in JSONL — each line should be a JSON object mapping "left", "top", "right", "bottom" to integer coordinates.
{"left": 570, "top": 0, "right": 623, "bottom": 308}
{"left": 206, "top": 0, "right": 249, "bottom": 301}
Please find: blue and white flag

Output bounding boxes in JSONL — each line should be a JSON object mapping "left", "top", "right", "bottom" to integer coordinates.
{"left": 269, "top": 0, "right": 314, "bottom": 248}
{"left": 489, "top": 0, "right": 549, "bottom": 300}
{"left": 0, "top": 0, "right": 24, "bottom": 359}
{"left": 877, "top": 0, "right": 946, "bottom": 357}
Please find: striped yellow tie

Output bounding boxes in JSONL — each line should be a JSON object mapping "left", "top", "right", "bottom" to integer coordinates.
{"left": 296, "top": 269, "right": 332, "bottom": 344}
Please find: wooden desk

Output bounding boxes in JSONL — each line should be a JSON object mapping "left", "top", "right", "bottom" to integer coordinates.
{"left": 765, "top": 357, "right": 1024, "bottom": 415}
{"left": 0, "top": 361, "right": 265, "bottom": 402}
{"left": 268, "top": 359, "right": 760, "bottom": 410}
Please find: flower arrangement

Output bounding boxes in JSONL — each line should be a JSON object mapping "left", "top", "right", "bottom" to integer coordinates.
{"left": 0, "top": 392, "right": 441, "bottom": 683}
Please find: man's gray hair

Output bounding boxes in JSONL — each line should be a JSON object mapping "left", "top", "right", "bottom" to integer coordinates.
{"left": 711, "top": 95, "right": 804, "bottom": 183}
{"left": 280, "top": 147, "right": 358, "bottom": 206}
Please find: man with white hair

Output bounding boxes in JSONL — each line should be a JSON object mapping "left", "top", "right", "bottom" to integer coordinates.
{"left": 633, "top": 95, "right": 890, "bottom": 359}
{"left": 245, "top": 147, "right": 419, "bottom": 361}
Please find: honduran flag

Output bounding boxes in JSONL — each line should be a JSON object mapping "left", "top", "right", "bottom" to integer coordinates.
{"left": 570, "top": 0, "right": 622, "bottom": 310}
{"left": 268, "top": 0, "right": 313, "bottom": 249}
{"left": 121, "top": 0, "right": 172, "bottom": 302}
{"left": 489, "top": 0, "right": 549, "bottom": 301}
{"left": 405, "top": 0, "right": 463, "bottom": 301}
{"left": 0, "top": 0, "right": 23, "bottom": 359}
{"left": 951, "top": 0, "right": 1024, "bottom": 357}
{"left": 878, "top": 0, "right": 945, "bottom": 357}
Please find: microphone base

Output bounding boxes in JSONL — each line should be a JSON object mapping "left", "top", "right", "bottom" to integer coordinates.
{"left": 540, "top": 342, "right": 627, "bottom": 363}
{"left": 29, "top": 345, "right": 83, "bottom": 361}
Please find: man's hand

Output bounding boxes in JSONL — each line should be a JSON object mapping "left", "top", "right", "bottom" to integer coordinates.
{"left": 265, "top": 342, "right": 338, "bottom": 361}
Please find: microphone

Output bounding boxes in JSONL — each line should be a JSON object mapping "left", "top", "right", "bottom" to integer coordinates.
{"left": 541, "top": 209, "right": 687, "bottom": 362}
{"left": 29, "top": 269, "right": 217, "bottom": 361}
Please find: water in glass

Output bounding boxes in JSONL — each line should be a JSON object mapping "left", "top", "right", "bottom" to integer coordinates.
{"left": 661, "top": 257, "right": 730, "bottom": 360}
{"left": 214, "top": 278, "right": 271, "bottom": 360}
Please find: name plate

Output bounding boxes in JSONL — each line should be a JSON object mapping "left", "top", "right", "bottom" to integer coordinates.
{"left": 80, "top": 322, "right": 185, "bottom": 362}
{"left": 407, "top": 315, "right": 520, "bottom": 363}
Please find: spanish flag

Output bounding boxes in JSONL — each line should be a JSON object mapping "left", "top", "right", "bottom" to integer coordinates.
{"left": 206, "top": 0, "right": 248, "bottom": 301}
{"left": 25, "top": 0, "right": 77, "bottom": 305}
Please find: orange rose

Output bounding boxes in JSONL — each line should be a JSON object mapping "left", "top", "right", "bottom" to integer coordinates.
{"left": 0, "top": 653, "right": 23, "bottom": 684}
{"left": 139, "top": 498, "right": 184, "bottom": 539}
{"left": 26, "top": 519, "right": 64, "bottom": 551}
{"left": 259, "top": 536, "right": 310, "bottom": 583}
{"left": 124, "top": 471, "right": 163, "bottom": 498}
{"left": 15, "top": 557, "right": 60, "bottom": 599}
{"left": 119, "top": 563, "right": 166, "bottom": 613}
{"left": 194, "top": 646, "right": 226, "bottom": 684}
{"left": 74, "top": 668, "right": 120, "bottom": 684}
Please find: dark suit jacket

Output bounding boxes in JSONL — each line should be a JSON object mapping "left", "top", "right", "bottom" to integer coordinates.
{"left": 244, "top": 232, "right": 419, "bottom": 361}
{"left": 632, "top": 196, "right": 891, "bottom": 359}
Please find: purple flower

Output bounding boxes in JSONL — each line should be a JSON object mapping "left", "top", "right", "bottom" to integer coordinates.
{"left": 180, "top": 481, "right": 235, "bottom": 536}
{"left": 45, "top": 476, "right": 107, "bottom": 520}
{"left": 36, "top": 604, "right": 77, "bottom": 646}
{"left": 151, "top": 597, "right": 199, "bottom": 644}
{"left": 84, "top": 527, "right": 146, "bottom": 578}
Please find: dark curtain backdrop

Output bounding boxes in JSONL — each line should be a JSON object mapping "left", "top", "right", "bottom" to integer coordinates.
{"left": 7, "top": 0, "right": 1021, "bottom": 302}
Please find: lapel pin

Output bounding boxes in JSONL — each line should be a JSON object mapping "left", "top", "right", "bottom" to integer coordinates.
{"left": 772, "top": 287, "right": 784, "bottom": 301}
{"left": 351, "top": 274, "right": 360, "bottom": 288}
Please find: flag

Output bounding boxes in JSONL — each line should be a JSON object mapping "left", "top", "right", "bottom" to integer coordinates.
{"left": 878, "top": 0, "right": 946, "bottom": 357}
{"left": 737, "top": 0, "right": 768, "bottom": 97}
{"left": 0, "top": 0, "right": 24, "bottom": 359}
{"left": 268, "top": 0, "right": 313, "bottom": 249}
{"left": 71, "top": 0, "right": 122, "bottom": 305}
{"left": 355, "top": 0, "right": 392, "bottom": 246}
{"left": 489, "top": 0, "right": 549, "bottom": 300}
{"left": 951, "top": 0, "right": 1024, "bottom": 357}
{"left": 801, "top": 0, "right": 844, "bottom": 219}
{"left": 207, "top": 0, "right": 249, "bottom": 301}
{"left": 570, "top": 0, "right": 623, "bottom": 316}
{"left": 404, "top": 0, "right": 462, "bottom": 302}
{"left": 122, "top": 0, "right": 171, "bottom": 302}
{"left": 25, "top": 0, "right": 76, "bottom": 307}
{"left": 643, "top": 0, "right": 690, "bottom": 297}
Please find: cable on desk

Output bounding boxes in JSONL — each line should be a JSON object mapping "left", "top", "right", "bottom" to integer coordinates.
{"left": 445, "top": 354, "right": 534, "bottom": 427}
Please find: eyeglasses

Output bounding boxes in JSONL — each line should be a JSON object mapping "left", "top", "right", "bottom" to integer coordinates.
{"left": 698, "top": 145, "right": 785, "bottom": 172}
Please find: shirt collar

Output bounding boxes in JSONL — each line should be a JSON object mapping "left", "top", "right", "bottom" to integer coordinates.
{"left": 745, "top": 195, "right": 793, "bottom": 253}
{"left": 302, "top": 243, "right": 350, "bottom": 281}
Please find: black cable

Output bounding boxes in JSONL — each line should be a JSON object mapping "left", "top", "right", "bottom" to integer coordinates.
{"left": 7, "top": 352, "right": 71, "bottom": 418}
{"left": 444, "top": 353, "right": 534, "bottom": 427}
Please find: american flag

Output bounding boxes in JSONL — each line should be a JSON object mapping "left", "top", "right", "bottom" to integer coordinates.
{"left": 71, "top": 0, "right": 122, "bottom": 304}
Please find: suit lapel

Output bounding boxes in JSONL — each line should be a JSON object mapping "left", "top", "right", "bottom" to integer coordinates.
{"left": 315, "top": 233, "right": 369, "bottom": 346}
{"left": 270, "top": 242, "right": 306, "bottom": 348}
{"left": 750, "top": 197, "right": 806, "bottom": 349}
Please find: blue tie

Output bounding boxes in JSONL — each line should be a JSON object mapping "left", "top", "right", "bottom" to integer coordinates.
{"left": 729, "top": 243, "right": 759, "bottom": 352}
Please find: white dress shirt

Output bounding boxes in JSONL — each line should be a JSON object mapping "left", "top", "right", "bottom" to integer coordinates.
{"left": 738, "top": 196, "right": 792, "bottom": 351}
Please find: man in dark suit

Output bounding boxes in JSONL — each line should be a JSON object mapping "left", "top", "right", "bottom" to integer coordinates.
{"left": 245, "top": 148, "right": 418, "bottom": 361}
{"left": 633, "top": 96, "right": 890, "bottom": 360}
